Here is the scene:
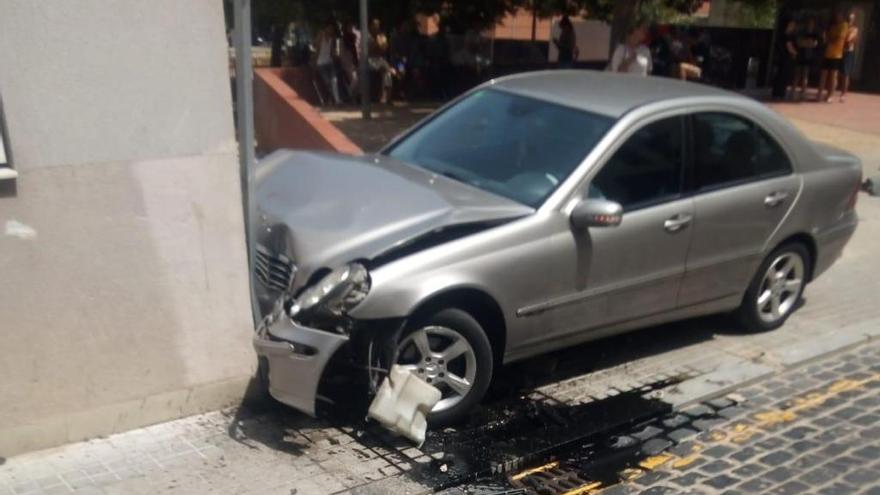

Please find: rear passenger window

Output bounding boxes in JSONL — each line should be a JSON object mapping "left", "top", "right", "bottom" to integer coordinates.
{"left": 693, "top": 112, "right": 792, "bottom": 190}
{"left": 590, "top": 116, "right": 684, "bottom": 210}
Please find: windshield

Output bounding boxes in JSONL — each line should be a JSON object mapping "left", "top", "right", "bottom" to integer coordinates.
{"left": 384, "top": 89, "right": 614, "bottom": 207}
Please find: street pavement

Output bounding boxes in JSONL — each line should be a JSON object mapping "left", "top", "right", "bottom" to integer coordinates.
{"left": 1, "top": 99, "right": 879, "bottom": 495}
{"left": 449, "top": 339, "right": 880, "bottom": 495}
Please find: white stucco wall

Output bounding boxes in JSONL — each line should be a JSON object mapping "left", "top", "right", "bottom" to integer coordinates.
{"left": 0, "top": 0, "right": 254, "bottom": 456}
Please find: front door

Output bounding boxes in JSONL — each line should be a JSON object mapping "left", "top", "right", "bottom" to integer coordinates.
{"left": 537, "top": 115, "right": 695, "bottom": 337}
{"left": 679, "top": 111, "right": 800, "bottom": 306}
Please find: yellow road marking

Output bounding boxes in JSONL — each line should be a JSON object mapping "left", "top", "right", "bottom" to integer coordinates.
{"left": 620, "top": 468, "right": 643, "bottom": 480}
{"left": 510, "top": 460, "right": 559, "bottom": 481}
{"left": 560, "top": 481, "right": 602, "bottom": 495}
{"left": 639, "top": 454, "right": 673, "bottom": 470}
{"left": 671, "top": 453, "right": 701, "bottom": 468}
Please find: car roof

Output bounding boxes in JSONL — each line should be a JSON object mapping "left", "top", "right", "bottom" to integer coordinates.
{"left": 490, "top": 70, "right": 738, "bottom": 118}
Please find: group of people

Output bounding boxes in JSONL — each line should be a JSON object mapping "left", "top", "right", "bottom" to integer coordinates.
{"left": 308, "top": 17, "right": 486, "bottom": 106}
{"left": 775, "top": 11, "right": 859, "bottom": 103}
{"left": 312, "top": 18, "right": 395, "bottom": 106}
{"left": 605, "top": 24, "right": 711, "bottom": 81}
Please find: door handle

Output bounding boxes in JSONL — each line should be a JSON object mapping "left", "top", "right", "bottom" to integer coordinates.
{"left": 664, "top": 213, "right": 692, "bottom": 233}
{"left": 764, "top": 191, "right": 789, "bottom": 208}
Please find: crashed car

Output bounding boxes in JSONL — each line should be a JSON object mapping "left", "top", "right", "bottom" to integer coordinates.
{"left": 253, "top": 70, "right": 861, "bottom": 425}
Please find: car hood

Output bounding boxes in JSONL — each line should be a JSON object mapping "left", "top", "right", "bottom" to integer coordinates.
{"left": 254, "top": 150, "right": 533, "bottom": 293}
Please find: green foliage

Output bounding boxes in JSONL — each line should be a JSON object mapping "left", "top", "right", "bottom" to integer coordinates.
{"left": 228, "top": 0, "right": 774, "bottom": 34}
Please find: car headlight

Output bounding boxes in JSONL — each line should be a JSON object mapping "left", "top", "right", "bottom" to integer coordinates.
{"left": 290, "top": 263, "right": 370, "bottom": 318}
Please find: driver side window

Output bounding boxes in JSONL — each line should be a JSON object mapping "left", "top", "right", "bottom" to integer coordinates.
{"left": 590, "top": 116, "right": 685, "bottom": 211}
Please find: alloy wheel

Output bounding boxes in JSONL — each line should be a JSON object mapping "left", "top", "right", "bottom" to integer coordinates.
{"left": 395, "top": 326, "right": 477, "bottom": 413}
{"left": 756, "top": 252, "right": 805, "bottom": 324}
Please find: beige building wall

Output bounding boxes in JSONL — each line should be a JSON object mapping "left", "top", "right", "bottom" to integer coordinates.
{"left": 0, "top": 0, "right": 255, "bottom": 456}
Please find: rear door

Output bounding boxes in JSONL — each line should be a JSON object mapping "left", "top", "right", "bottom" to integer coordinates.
{"left": 678, "top": 111, "right": 800, "bottom": 307}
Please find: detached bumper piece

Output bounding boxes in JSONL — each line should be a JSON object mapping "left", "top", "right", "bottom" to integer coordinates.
{"left": 368, "top": 365, "right": 442, "bottom": 446}
{"left": 252, "top": 316, "right": 348, "bottom": 416}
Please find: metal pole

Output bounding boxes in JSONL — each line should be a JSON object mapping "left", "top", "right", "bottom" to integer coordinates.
{"left": 359, "top": 0, "right": 371, "bottom": 120}
{"left": 233, "top": 0, "right": 259, "bottom": 325}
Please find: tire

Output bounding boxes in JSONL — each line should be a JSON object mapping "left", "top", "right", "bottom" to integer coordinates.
{"left": 395, "top": 308, "right": 493, "bottom": 426}
{"left": 737, "top": 243, "right": 811, "bottom": 332}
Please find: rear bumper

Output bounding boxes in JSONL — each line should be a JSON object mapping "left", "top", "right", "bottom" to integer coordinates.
{"left": 252, "top": 316, "right": 348, "bottom": 416}
{"left": 813, "top": 212, "right": 858, "bottom": 279}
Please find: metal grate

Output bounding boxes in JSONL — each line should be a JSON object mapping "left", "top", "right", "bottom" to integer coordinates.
{"left": 254, "top": 244, "right": 296, "bottom": 292}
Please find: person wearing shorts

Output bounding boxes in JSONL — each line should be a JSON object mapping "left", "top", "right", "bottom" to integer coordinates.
{"left": 794, "top": 18, "right": 820, "bottom": 100}
{"left": 817, "top": 12, "right": 848, "bottom": 102}
{"left": 841, "top": 12, "right": 859, "bottom": 102}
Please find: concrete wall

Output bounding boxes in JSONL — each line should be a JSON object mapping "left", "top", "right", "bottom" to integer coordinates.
{"left": 0, "top": 0, "right": 254, "bottom": 456}
{"left": 253, "top": 68, "right": 362, "bottom": 155}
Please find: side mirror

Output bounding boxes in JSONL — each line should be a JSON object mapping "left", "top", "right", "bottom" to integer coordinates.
{"left": 570, "top": 199, "right": 623, "bottom": 230}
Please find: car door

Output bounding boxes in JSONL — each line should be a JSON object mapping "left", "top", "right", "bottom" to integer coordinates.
{"left": 535, "top": 115, "right": 695, "bottom": 337}
{"left": 678, "top": 111, "right": 800, "bottom": 307}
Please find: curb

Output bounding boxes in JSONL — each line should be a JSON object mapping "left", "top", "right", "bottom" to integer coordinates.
{"left": 660, "top": 319, "right": 880, "bottom": 410}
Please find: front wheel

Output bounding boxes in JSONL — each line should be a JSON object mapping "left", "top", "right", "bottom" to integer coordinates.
{"left": 395, "top": 308, "right": 493, "bottom": 426}
{"left": 737, "top": 243, "right": 810, "bottom": 332}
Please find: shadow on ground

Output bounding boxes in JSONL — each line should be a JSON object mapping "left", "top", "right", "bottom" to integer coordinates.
{"left": 225, "top": 309, "right": 759, "bottom": 491}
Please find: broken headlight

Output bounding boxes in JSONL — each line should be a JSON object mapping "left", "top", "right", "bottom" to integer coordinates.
{"left": 290, "top": 263, "right": 370, "bottom": 318}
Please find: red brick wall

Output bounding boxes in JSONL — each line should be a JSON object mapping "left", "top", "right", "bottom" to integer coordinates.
{"left": 253, "top": 68, "right": 361, "bottom": 155}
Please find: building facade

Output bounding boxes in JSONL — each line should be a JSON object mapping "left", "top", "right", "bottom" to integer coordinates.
{"left": 0, "top": 0, "right": 254, "bottom": 455}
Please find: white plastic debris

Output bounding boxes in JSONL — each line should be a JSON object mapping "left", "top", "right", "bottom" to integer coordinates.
{"left": 367, "top": 364, "right": 442, "bottom": 446}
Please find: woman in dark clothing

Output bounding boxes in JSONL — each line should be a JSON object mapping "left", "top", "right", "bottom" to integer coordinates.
{"left": 554, "top": 16, "right": 577, "bottom": 68}
{"left": 772, "top": 20, "right": 799, "bottom": 99}
{"left": 794, "top": 17, "right": 820, "bottom": 100}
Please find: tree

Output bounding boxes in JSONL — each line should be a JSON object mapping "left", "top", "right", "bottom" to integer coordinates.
{"left": 231, "top": 0, "right": 774, "bottom": 47}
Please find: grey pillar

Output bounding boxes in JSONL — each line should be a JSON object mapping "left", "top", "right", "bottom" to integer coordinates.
{"left": 360, "top": 0, "right": 371, "bottom": 120}
{"left": 233, "top": 0, "right": 259, "bottom": 324}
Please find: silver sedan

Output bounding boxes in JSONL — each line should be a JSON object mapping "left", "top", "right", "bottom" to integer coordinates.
{"left": 252, "top": 71, "right": 862, "bottom": 424}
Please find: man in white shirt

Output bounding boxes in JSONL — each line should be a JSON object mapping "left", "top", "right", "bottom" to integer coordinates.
{"left": 607, "top": 24, "right": 652, "bottom": 76}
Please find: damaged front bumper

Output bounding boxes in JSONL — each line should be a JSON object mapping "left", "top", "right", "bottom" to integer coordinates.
{"left": 252, "top": 313, "right": 349, "bottom": 416}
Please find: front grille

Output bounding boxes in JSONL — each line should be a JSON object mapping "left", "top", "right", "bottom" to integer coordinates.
{"left": 255, "top": 244, "right": 297, "bottom": 292}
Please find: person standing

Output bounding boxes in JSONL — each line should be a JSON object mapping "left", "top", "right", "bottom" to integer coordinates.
{"left": 315, "top": 19, "right": 342, "bottom": 105}
{"left": 817, "top": 11, "right": 848, "bottom": 102}
{"left": 607, "top": 24, "right": 652, "bottom": 76}
{"left": 670, "top": 29, "right": 702, "bottom": 81}
{"left": 772, "top": 20, "right": 798, "bottom": 99}
{"left": 340, "top": 20, "right": 361, "bottom": 102}
{"left": 840, "top": 12, "right": 859, "bottom": 102}
{"left": 270, "top": 24, "right": 284, "bottom": 67}
{"left": 649, "top": 25, "right": 672, "bottom": 77}
{"left": 553, "top": 15, "right": 577, "bottom": 68}
{"left": 793, "top": 17, "right": 820, "bottom": 100}
{"left": 367, "top": 19, "right": 394, "bottom": 104}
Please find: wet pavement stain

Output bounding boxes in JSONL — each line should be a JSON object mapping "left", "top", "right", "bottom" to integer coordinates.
{"left": 451, "top": 398, "right": 739, "bottom": 495}
{"left": 348, "top": 376, "right": 691, "bottom": 492}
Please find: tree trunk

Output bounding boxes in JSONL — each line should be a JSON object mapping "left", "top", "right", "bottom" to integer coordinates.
{"left": 531, "top": 0, "right": 537, "bottom": 42}
{"left": 609, "top": 0, "right": 640, "bottom": 58}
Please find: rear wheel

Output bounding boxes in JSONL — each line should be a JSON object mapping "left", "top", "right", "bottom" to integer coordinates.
{"left": 395, "top": 308, "right": 493, "bottom": 426}
{"left": 737, "top": 243, "right": 810, "bottom": 331}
